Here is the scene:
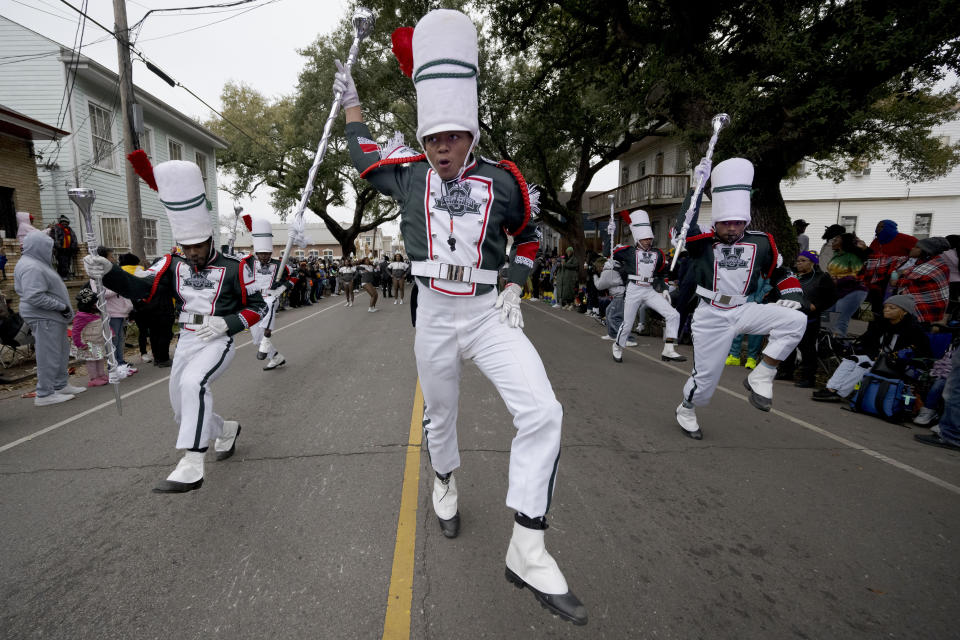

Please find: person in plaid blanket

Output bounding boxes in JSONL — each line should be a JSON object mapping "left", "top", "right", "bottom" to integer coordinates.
{"left": 863, "top": 236, "right": 950, "bottom": 325}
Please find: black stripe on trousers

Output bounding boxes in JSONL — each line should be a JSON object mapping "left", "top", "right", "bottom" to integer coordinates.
{"left": 264, "top": 295, "right": 278, "bottom": 328}
{"left": 544, "top": 446, "right": 562, "bottom": 515}
{"left": 192, "top": 336, "right": 234, "bottom": 450}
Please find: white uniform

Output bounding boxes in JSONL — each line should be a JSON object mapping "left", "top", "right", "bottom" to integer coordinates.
{"left": 249, "top": 259, "right": 291, "bottom": 360}
{"left": 613, "top": 246, "right": 680, "bottom": 348}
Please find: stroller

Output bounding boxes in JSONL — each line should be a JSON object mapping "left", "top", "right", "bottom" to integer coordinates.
{"left": 0, "top": 290, "right": 34, "bottom": 368}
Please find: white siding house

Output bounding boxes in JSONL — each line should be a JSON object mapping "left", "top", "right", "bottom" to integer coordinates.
{"left": 591, "top": 118, "right": 960, "bottom": 249}
{"left": 0, "top": 16, "right": 228, "bottom": 262}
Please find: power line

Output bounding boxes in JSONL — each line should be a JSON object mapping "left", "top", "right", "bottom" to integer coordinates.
{"left": 131, "top": 0, "right": 263, "bottom": 29}
{"left": 135, "top": 0, "right": 283, "bottom": 43}
{"left": 10, "top": 0, "right": 74, "bottom": 21}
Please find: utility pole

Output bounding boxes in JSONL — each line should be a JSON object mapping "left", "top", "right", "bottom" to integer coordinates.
{"left": 113, "top": 0, "right": 146, "bottom": 260}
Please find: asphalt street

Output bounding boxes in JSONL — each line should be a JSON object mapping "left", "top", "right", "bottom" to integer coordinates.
{"left": 1, "top": 293, "right": 958, "bottom": 639}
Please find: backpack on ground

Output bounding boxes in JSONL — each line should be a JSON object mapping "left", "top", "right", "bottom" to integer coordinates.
{"left": 849, "top": 373, "right": 914, "bottom": 422}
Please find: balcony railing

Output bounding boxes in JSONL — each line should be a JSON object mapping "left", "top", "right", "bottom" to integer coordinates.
{"left": 588, "top": 174, "right": 690, "bottom": 217}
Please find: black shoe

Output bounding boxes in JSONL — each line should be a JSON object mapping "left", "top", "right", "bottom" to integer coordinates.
{"left": 215, "top": 424, "right": 241, "bottom": 461}
{"left": 256, "top": 350, "right": 268, "bottom": 360}
{"left": 505, "top": 567, "right": 588, "bottom": 626}
{"left": 794, "top": 379, "right": 814, "bottom": 388}
{"left": 811, "top": 389, "right": 842, "bottom": 402}
{"left": 155, "top": 360, "right": 172, "bottom": 368}
{"left": 743, "top": 378, "right": 772, "bottom": 411}
{"left": 680, "top": 425, "right": 703, "bottom": 440}
{"left": 914, "top": 433, "right": 960, "bottom": 451}
{"left": 661, "top": 354, "right": 687, "bottom": 362}
{"left": 438, "top": 512, "right": 460, "bottom": 538}
{"left": 153, "top": 478, "right": 203, "bottom": 493}
{"left": 774, "top": 371, "right": 794, "bottom": 381}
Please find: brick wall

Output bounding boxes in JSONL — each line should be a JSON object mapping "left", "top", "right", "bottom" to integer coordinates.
{"left": 0, "top": 133, "right": 45, "bottom": 231}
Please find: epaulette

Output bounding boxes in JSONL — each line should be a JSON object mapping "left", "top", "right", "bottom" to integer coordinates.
{"left": 494, "top": 159, "right": 540, "bottom": 236}
{"left": 358, "top": 131, "right": 426, "bottom": 179}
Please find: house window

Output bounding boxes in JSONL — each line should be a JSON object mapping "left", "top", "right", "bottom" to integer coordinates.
{"left": 850, "top": 158, "right": 871, "bottom": 176}
{"left": 100, "top": 217, "right": 130, "bottom": 252}
{"left": 654, "top": 151, "right": 664, "bottom": 174}
{"left": 674, "top": 146, "right": 687, "bottom": 173}
{"left": 295, "top": 249, "right": 305, "bottom": 259}
{"left": 638, "top": 160, "right": 646, "bottom": 177}
{"left": 794, "top": 160, "right": 807, "bottom": 177}
{"left": 143, "top": 218, "right": 158, "bottom": 256}
{"left": 913, "top": 213, "right": 933, "bottom": 240}
{"left": 195, "top": 151, "right": 208, "bottom": 182}
{"left": 308, "top": 249, "right": 319, "bottom": 259}
{"left": 140, "top": 128, "right": 153, "bottom": 160}
{"left": 88, "top": 102, "right": 116, "bottom": 170}
{"left": 621, "top": 165, "right": 629, "bottom": 184}
{"left": 168, "top": 139, "right": 182, "bottom": 161}
{"left": 322, "top": 249, "right": 334, "bottom": 258}
{"left": 839, "top": 215, "right": 858, "bottom": 234}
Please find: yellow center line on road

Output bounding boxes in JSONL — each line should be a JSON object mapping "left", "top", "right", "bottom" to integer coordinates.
{"left": 382, "top": 378, "right": 424, "bottom": 640}
{"left": 525, "top": 301, "right": 960, "bottom": 496}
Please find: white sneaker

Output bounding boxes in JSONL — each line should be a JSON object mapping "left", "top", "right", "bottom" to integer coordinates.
{"left": 119, "top": 363, "right": 138, "bottom": 377}
{"left": 394, "top": 299, "right": 398, "bottom": 305}
{"left": 601, "top": 335, "right": 613, "bottom": 341}
{"left": 551, "top": 304, "right": 561, "bottom": 309}
{"left": 368, "top": 307, "right": 379, "bottom": 313}
{"left": 625, "top": 339, "right": 638, "bottom": 347}
{"left": 34, "top": 392, "right": 75, "bottom": 406}
{"left": 58, "top": 384, "right": 87, "bottom": 395}
{"left": 399, "top": 299, "right": 403, "bottom": 304}
{"left": 141, "top": 353, "right": 154, "bottom": 363}
{"left": 612, "top": 342, "right": 623, "bottom": 363}
{"left": 676, "top": 401, "right": 702, "bottom": 438}
{"left": 913, "top": 407, "right": 938, "bottom": 426}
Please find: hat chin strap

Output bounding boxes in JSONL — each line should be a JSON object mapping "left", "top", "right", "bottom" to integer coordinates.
{"left": 422, "top": 134, "right": 480, "bottom": 183}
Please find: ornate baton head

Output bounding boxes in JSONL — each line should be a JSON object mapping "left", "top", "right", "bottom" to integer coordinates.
{"left": 68, "top": 187, "right": 96, "bottom": 238}
{"left": 353, "top": 7, "right": 376, "bottom": 42}
{"left": 712, "top": 113, "right": 731, "bottom": 134}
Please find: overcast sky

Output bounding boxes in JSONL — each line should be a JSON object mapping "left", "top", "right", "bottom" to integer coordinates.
{"left": 4, "top": 0, "right": 618, "bottom": 235}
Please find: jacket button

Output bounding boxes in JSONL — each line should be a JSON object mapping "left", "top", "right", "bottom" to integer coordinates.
{"left": 431, "top": 233, "right": 437, "bottom": 238}
{"left": 432, "top": 255, "right": 438, "bottom": 259}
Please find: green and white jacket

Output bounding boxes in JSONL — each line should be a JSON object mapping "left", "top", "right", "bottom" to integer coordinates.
{"left": 347, "top": 122, "right": 540, "bottom": 297}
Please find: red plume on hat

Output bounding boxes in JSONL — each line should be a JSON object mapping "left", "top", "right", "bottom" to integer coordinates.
{"left": 391, "top": 27, "right": 414, "bottom": 78}
{"left": 126, "top": 149, "right": 158, "bottom": 191}
{"left": 242, "top": 214, "right": 252, "bottom": 232}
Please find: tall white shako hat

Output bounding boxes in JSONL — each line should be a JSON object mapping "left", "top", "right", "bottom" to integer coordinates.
{"left": 412, "top": 9, "right": 479, "bottom": 178}
{"left": 251, "top": 217, "right": 274, "bottom": 253}
{"left": 153, "top": 161, "right": 213, "bottom": 245}
{"left": 710, "top": 158, "right": 753, "bottom": 224}
{"left": 629, "top": 209, "right": 654, "bottom": 243}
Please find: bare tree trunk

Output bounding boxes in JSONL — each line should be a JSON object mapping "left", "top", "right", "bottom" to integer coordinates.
{"left": 750, "top": 173, "right": 799, "bottom": 268}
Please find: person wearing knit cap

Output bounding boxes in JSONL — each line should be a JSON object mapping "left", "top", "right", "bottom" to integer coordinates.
{"left": 818, "top": 224, "right": 847, "bottom": 268}
{"left": 610, "top": 209, "right": 686, "bottom": 363}
{"left": 84, "top": 159, "right": 268, "bottom": 493}
{"left": 335, "top": 8, "right": 586, "bottom": 625}
{"left": 863, "top": 235, "right": 951, "bottom": 324}
{"left": 671, "top": 157, "right": 807, "bottom": 439}
{"left": 248, "top": 217, "right": 295, "bottom": 371}
{"left": 777, "top": 250, "right": 836, "bottom": 387}
{"left": 869, "top": 219, "right": 917, "bottom": 257}
{"left": 812, "top": 294, "right": 930, "bottom": 402}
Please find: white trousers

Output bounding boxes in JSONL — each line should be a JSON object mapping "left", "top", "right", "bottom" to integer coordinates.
{"left": 415, "top": 287, "right": 563, "bottom": 518}
{"left": 683, "top": 301, "right": 806, "bottom": 406}
{"left": 169, "top": 330, "right": 236, "bottom": 450}
{"left": 616, "top": 283, "right": 680, "bottom": 347}
{"left": 250, "top": 294, "right": 280, "bottom": 359}
{"left": 826, "top": 355, "right": 873, "bottom": 397}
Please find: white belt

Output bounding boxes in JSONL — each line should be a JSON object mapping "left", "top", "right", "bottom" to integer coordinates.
{"left": 178, "top": 312, "right": 212, "bottom": 325}
{"left": 628, "top": 275, "right": 655, "bottom": 284}
{"left": 410, "top": 261, "right": 499, "bottom": 285}
{"left": 696, "top": 285, "right": 748, "bottom": 307}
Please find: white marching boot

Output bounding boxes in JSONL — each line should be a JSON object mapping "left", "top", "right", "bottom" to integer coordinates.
{"left": 505, "top": 520, "right": 588, "bottom": 625}
{"left": 257, "top": 337, "right": 273, "bottom": 361}
{"left": 676, "top": 401, "right": 703, "bottom": 439}
{"left": 745, "top": 362, "right": 777, "bottom": 411}
{"left": 611, "top": 342, "right": 623, "bottom": 363}
{"left": 154, "top": 450, "right": 204, "bottom": 493}
{"left": 214, "top": 420, "right": 242, "bottom": 461}
{"left": 264, "top": 353, "right": 286, "bottom": 371}
{"left": 661, "top": 342, "right": 687, "bottom": 362}
{"left": 432, "top": 472, "right": 460, "bottom": 538}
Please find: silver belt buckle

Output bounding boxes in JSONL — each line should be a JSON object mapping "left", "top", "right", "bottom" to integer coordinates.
{"left": 444, "top": 264, "right": 469, "bottom": 282}
{"left": 717, "top": 294, "right": 732, "bottom": 305}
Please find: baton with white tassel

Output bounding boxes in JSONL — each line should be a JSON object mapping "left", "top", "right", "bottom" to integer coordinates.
{"left": 670, "top": 113, "right": 730, "bottom": 271}
{"left": 276, "top": 7, "right": 376, "bottom": 276}
{"left": 68, "top": 188, "right": 122, "bottom": 415}
{"left": 606, "top": 195, "right": 616, "bottom": 256}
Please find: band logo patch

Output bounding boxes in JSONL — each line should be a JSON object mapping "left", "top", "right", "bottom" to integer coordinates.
{"left": 718, "top": 247, "right": 749, "bottom": 270}
{"left": 184, "top": 271, "right": 216, "bottom": 290}
{"left": 638, "top": 251, "right": 656, "bottom": 264}
{"left": 357, "top": 137, "right": 380, "bottom": 155}
{"left": 434, "top": 181, "right": 481, "bottom": 216}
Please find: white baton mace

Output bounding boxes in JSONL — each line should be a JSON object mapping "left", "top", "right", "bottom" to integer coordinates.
{"left": 671, "top": 113, "right": 731, "bottom": 271}
{"left": 68, "top": 188, "right": 122, "bottom": 415}
{"left": 606, "top": 195, "right": 616, "bottom": 256}
{"left": 276, "top": 7, "right": 376, "bottom": 276}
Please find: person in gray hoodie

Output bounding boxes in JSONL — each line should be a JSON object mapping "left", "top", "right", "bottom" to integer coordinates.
{"left": 14, "top": 231, "right": 87, "bottom": 405}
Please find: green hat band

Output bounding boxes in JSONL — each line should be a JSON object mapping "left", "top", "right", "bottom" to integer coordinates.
{"left": 161, "top": 193, "right": 212, "bottom": 212}
{"left": 414, "top": 58, "right": 477, "bottom": 84}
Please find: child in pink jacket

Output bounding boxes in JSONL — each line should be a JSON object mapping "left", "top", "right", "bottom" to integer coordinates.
{"left": 70, "top": 288, "right": 109, "bottom": 386}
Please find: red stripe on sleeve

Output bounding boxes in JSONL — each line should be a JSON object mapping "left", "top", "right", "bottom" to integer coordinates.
{"left": 239, "top": 309, "right": 261, "bottom": 327}
{"left": 776, "top": 275, "right": 802, "bottom": 292}
{"left": 515, "top": 240, "right": 539, "bottom": 261}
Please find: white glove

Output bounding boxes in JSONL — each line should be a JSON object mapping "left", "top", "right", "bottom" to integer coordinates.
{"left": 266, "top": 287, "right": 284, "bottom": 298}
{"left": 333, "top": 59, "right": 360, "bottom": 109}
{"left": 693, "top": 158, "right": 712, "bottom": 186}
{"left": 776, "top": 299, "right": 802, "bottom": 310}
{"left": 662, "top": 290, "right": 672, "bottom": 303}
{"left": 83, "top": 254, "right": 113, "bottom": 279}
{"left": 495, "top": 283, "right": 524, "bottom": 328}
{"left": 194, "top": 316, "right": 229, "bottom": 342}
